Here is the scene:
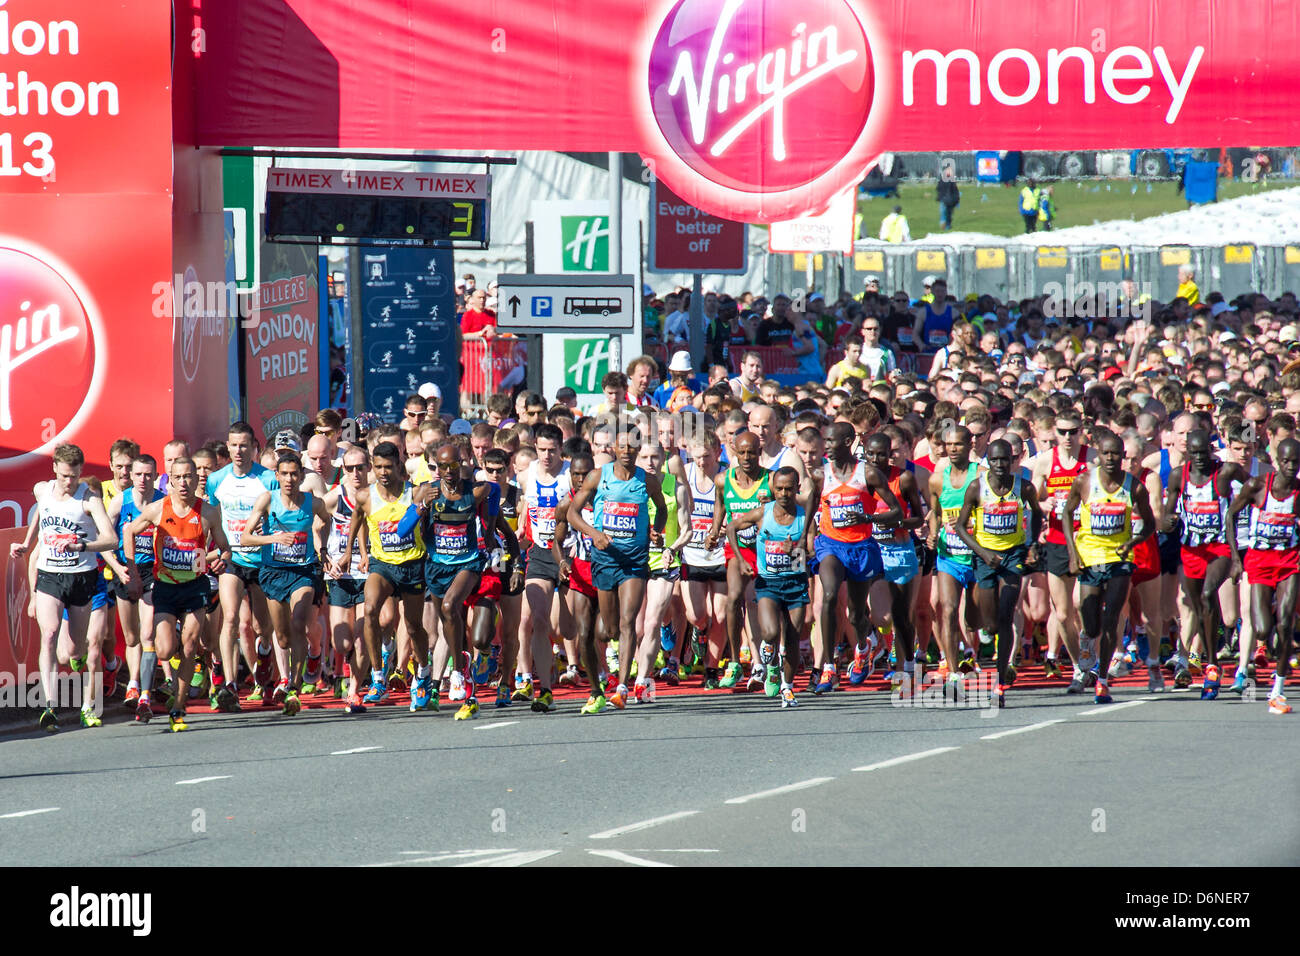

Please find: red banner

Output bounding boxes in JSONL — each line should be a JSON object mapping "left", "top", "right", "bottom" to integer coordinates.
{"left": 650, "top": 180, "right": 747, "bottom": 273}
{"left": 0, "top": 0, "right": 173, "bottom": 524}
{"left": 244, "top": 243, "right": 321, "bottom": 444}
{"left": 195, "top": 0, "right": 1300, "bottom": 222}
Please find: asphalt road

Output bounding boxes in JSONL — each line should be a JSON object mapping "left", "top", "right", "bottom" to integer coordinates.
{"left": 1, "top": 683, "right": 1296, "bottom": 867}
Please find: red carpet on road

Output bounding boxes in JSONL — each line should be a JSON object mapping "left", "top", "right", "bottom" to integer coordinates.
{"left": 154, "top": 659, "right": 1286, "bottom": 714}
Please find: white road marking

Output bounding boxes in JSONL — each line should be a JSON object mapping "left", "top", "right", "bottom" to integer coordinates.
{"left": 1077, "top": 699, "right": 1149, "bottom": 717}
{"left": 852, "top": 747, "right": 960, "bottom": 772}
{"left": 724, "top": 777, "right": 834, "bottom": 804}
{"left": 473, "top": 721, "right": 519, "bottom": 731}
{"left": 587, "top": 849, "right": 674, "bottom": 867}
{"left": 174, "top": 775, "right": 231, "bottom": 785}
{"left": 365, "top": 849, "right": 518, "bottom": 867}
{"left": 589, "top": 810, "right": 700, "bottom": 839}
{"left": 456, "top": 850, "right": 560, "bottom": 867}
{"left": 0, "top": 807, "right": 59, "bottom": 819}
{"left": 331, "top": 746, "right": 383, "bottom": 755}
{"left": 980, "top": 720, "right": 1067, "bottom": 741}
{"left": 628, "top": 848, "right": 719, "bottom": 853}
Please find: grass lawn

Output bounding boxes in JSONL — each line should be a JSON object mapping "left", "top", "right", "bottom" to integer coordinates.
{"left": 857, "top": 178, "right": 1295, "bottom": 238}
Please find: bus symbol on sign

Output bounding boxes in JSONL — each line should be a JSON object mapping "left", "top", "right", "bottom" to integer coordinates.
{"left": 565, "top": 297, "right": 622, "bottom": 317}
{"left": 532, "top": 297, "right": 553, "bottom": 318}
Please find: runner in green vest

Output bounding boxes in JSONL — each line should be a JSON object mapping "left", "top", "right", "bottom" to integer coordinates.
{"left": 927, "top": 424, "right": 983, "bottom": 696}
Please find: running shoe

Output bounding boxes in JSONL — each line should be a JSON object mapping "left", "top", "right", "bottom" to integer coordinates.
{"left": 38, "top": 707, "right": 58, "bottom": 733}
{"left": 70, "top": 656, "right": 86, "bottom": 673}
{"left": 1083, "top": 670, "right": 1098, "bottom": 689}
{"left": 580, "top": 694, "right": 607, "bottom": 715}
{"left": 1230, "top": 670, "right": 1247, "bottom": 695}
{"left": 531, "top": 688, "right": 553, "bottom": 714}
{"left": 848, "top": 645, "right": 872, "bottom": 685}
{"left": 300, "top": 671, "right": 320, "bottom": 695}
{"left": 362, "top": 682, "right": 388, "bottom": 705}
{"left": 765, "top": 665, "right": 781, "bottom": 698}
{"left": 1147, "top": 668, "right": 1166, "bottom": 693}
{"left": 102, "top": 658, "right": 120, "bottom": 699}
{"left": 1200, "top": 665, "right": 1220, "bottom": 700}
{"left": 558, "top": 665, "right": 579, "bottom": 687}
{"left": 660, "top": 623, "right": 677, "bottom": 654}
{"left": 957, "top": 652, "right": 976, "bottom": 674}
{"left": 814, "top": 664, "right": 835, "bottom": 696}
{"left": 124, "top": 686, "right": 140, "bottom": 707}
{"left": 511, "top": 679, "right": 534, "bottom": 703}
{"left": 410, "top": 677, "right": 433, "bottom": 712}
{"left": 79, "top": 707, "right": 102, "bottom": 728}
{"left": 282, "top": 691, "right": 301, "bottom": 716}
{"left": 247, "top": 682, "right": 266, "bottom": 703}
{"left": 345, "top": 691, "right": 366, "bottom": 715}
{"left": 605, "top": 641, "right": 620, "bottom": 675}
{"left": 746, "top": 666, "right": 765, "bottom": 692}
{"left": 168, "top": 710, "right": 188, "bottom": 732}
{"left": 1005, "top": 664, "right": 1018, "bottom": 688}
{"left": 253, "top": 655, "right": 273, "bottom": 689}
{"left": 1108, "top": 656, "right": 1133, "bottom": 679}
{"left": 995, "top": 684, "right": 1007, "bottom": 709}
{"left": 780, "top": 687, "right": 798, "bottom": 708}
{"left": 1043, "top": 657, "right": 1063, "bottom": 679}
{"left": 719, "top": 661, "right": 742, "bottom": 688}
{"left": 387, "top": 668, "right": 408, "bottom": 693}
{"left": 455, "top": 699, "right": 479, "bottom": 721}
{"left": 272, "top": 680, "right": 289, "bottom": 706}
{"left": 1173, "top": 666, "right": 1192, "bottom": 690}
{"left": 216, "top": 684, "right": 241, "bottom": 713}
{"left": 1268, "top": 695, "right": 1292, "bottom": 715}
{"left": 1065, "top": 676, "right": 1087, "bottom": 695}
{"left": 134, "top": 694, "right": 152, "bottom": 723}
{"left": 1188, "top": 653, "right": 1204, "bottom": 677}
{"left": 946, "top": 673, "right": 965, "bottom": 701}
{"left": 642, "top": 679, "right": 656, "bottom": 703}
{"left": 1093, "top": 683, "right": 1113, "bottom": 705}
{"left": 1255, "top": 644, "right": 1270, "bottom": 667}
{"left": 608, "top": 685, "right": 628, "bottom": 709}
{"left": 495, "top": 686, "right": 512, "bottom": 708}
{"left": 661, "top": 661, "right": 680, "bottom": 686}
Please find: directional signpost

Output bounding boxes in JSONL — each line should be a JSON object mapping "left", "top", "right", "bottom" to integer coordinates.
{"left": 495, "top": 274, "right": 637, "bottom": 334}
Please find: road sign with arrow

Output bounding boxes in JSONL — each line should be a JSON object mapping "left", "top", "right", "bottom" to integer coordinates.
{"left": 495, "top": 273, "right": 636, "bottom": 334}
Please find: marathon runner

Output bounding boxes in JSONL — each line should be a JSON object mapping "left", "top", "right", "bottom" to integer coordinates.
{"left": 928, "top": 424, "right": 983, "bottom": 697}
{"left": 103, "top": 454, "right": 163, "bottom": 708}
{"left": 123, "top": 456, "right": 231, "bottom": 732}
{"left": 673, "top": 431, "right": 727, "bottom": 685}
{"left": 239, "top": 451, "right": 333, "bottom": 716}
{"left": 321, "top": 444, "right": 371, "bottom": 712}
{"left": 725, "top": 466, "right": 814, "bottom": 708}
{"left": 11, "top": 445, "right": 119, "bottom": 732}
{"left": 1064, "top": 431, "right": 1155, "bottom": 705}
{"left": 1227, "top": 436, "right": 1300, "bottom": 714}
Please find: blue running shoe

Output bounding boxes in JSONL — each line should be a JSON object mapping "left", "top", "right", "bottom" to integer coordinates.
{"left": 1201, "top": 665, "right": 1221, "bottom": 700}
{"left": 814, "top": 665, "right": 835, "bottom": 696}
{"left": 470, "top": 653, "right": 492, "bottom": 687}
{"left": 660, "top": 623, "right": 676, "bottom": 654}
{"left": 410, "top": 677, "right": 433, "bottom": 712}
{"left": 363, "top": 682, "right": 388, "bottom": 705}
{"left": 487, "top": 644, "right": 501, "bottom": 681}
{"left": 495, "top": 685, "right": 512, "bottom": 708}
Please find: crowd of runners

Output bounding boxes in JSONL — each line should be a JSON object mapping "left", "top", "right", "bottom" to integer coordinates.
{"left": 14, "top": 278, "right": 1300, "bottom": 733}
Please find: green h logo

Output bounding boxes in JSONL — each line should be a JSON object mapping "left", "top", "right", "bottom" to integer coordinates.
{"left": 564, "top": 338, "right": 612, "bottom": 393}
{"left": 561, "top": 215, "right": 611, "bottom": 271}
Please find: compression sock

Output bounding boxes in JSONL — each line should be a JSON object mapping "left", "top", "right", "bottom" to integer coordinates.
{"left": 140, "top": 649, "right": 157, "bottom": 694}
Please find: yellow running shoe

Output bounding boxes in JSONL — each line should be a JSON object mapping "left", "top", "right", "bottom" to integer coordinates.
{"left": 455, "top": 699, "right": 479, "bottom": 721}
{"left": 168, "top": 711, "right": 188, "bottom": 732}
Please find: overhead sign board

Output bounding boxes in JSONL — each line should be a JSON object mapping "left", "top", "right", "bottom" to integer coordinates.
{"left": 649, "top": 180, "right": 748, "bottom": 274}
{"left": 769, "top": 189, "right": 856, "bottom": 255}
{"left": 495, "top": 274, "right": 637, "bottom": 334}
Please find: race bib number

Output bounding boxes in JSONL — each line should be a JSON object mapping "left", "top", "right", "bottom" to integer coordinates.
{"left": 897, "top": 327, "right": 914, "bottom": 347}
{"left": 1185, "top": 502, "right": 1222, "bottom": 534}
{"left": 927, "top": 329, "right": 950, "bottom": 348}
{"left": 827, "top": 493, "right": 867, "bottom": 529}
{"left": 983, "top": 501, "right": 1020, "bottom": 535}
{"left": 601, "top": 501, "right": 638, "bottom": 540}
{"left": 1089, "top": 501, "right": 1127, "bottom": 535}
{"left": 162, "top": 538, "right": 200, "bottom": 573}
{"left": 226, "top": 517, "right": 254, "bottom": 551}
{"left": 433, "top": 522, "right": 471, "bottom": 557}
{"left": 377, "top": 520, "right": 415, "bottom": 553}
{"left": 691, "top": 513, "right": 713, "bottom": 543}
{"left": 763, "top": 538, "right": 792, "bottom": 573}
{"left": 532, "top": 505, "right": 557, "bottom": 544}
{"left": 132, "top": 530, "right": 155, "bottom": 560}
{"left": 942, "top": 507, "right": 971, "bottom": 557}
{"left": 272, "top": 531, "right": 310, "bottom": 564}
{"left": 1256, "top": 511, "right": 1294, "bottom": 547}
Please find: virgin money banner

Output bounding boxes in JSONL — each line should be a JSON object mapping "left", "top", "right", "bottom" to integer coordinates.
{"left": 0, "top": 0, "right": 173, "bottom": 525}
{"left": 196, "top": 0, "right": 1300, "bottom": 222}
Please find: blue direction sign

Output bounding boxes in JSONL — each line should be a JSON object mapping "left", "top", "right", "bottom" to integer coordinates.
{"left": 359, "top": 246, "right": 458, "bottom": 418}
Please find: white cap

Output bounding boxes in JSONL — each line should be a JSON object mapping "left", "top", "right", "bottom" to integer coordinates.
{"left": 418, "top": 382, "right": 442, "bottom": 401}
{"left": 1211, "top": 381, "right": 1230, "bottom": 395}
{"left": 922, "top": 274, "right": 938, "bottom": 286}
{"left": 273, "top": 430, "right": 301, "bottom": 452}
{"left": 1218, "top": 331, "right": 1236, "bottom": 342}
{"left": 863, "top": 275, "right": 880, "bottom": 286}
{"left": 668, "top": 350, "right": 693, "bottom": 373}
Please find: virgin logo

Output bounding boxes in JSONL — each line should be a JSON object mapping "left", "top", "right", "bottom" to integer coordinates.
{"left": 0, "top": 246, "right": 97, "bottom": 464}
{"left": 180, "top": 264, "right": 202, "bottom": 383}
{"left": 648, "top": 0, "right": 873, "bottom": 194}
